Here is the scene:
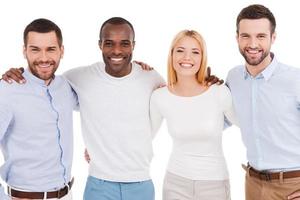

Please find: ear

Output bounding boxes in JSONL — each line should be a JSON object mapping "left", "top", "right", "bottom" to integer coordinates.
{"left": 271, "top": 32, "right": 276, "bottom": 44}
{"left": 132, "top": 41, "right": 135, "bottom": 50}
{"left": 98, "top": 40, "right": 103, "bottom": 50}
{"left": 60, "top": 45, "right": 65, "bottom": 59}
{"left": 23, "top": 45, "right": 27, "bottom": 59}
{"left": 235, "top": 32, "right": 239, "bottom": 43}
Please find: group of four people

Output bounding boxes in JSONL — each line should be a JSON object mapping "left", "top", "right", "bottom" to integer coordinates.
{"left": 0, "top": 3, "right": 300, "bottom": 200}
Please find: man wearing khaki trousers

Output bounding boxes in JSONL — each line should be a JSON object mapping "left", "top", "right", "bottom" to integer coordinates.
{"left": 226, "top": 4, "right": 300, "bottom": 200}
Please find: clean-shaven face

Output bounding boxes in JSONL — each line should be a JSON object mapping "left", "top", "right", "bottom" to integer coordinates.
{"left": 100, "top": 23, "right": 135, "bottom": 77}
{"left": 172, "top": 36, "right": 202, "bottom": 77}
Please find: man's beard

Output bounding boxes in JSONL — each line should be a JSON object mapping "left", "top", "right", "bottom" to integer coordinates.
{"left": 240, "top": 48, "right": 269, "bottom": 66}
{"left": 29, "top": 60, "right": 57, "bottom": 81}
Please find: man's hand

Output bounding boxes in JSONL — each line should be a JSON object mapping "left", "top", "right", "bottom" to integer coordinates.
{"left": 205, "top": 67, "right": 224, "bottom": 86}
{"left": 84, "top": 148, "right": 90, "bottom": 163}
{"left": 288, "top": 190, "right": 300, "bottom": 200}
{"left": 1, "top": 67, "right": 25, "bottom": 84}
{"left": 133, "top": 60, "right": 153, "bottom": 71}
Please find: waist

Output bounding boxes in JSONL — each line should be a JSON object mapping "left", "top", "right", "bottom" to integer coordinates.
{"left": 89, "top": 162, "right": 151, "bottom": 182}
{"left": 8, "top": 177, "right": 74, "bottom": 199}
{"left": 167, "top": 155, "right": 228, "bottom": 180}
{"left": 243, "top": 164, "right": 300, "bottom": 181}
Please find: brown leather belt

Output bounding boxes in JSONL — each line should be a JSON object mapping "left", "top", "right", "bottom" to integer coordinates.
{"left": 244, "top": 164, "right": 300, "bottom": 181}
{"left": 8, "top": 177, "right": 74, "bottom": 199}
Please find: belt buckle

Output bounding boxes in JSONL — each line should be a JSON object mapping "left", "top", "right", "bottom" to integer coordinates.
{"left": 260, "top": 171, "right": 271, "bottom": 181}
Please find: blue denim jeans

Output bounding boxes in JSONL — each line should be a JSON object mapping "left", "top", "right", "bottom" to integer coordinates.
{"left": 83, "top": 176, "right": 155, "bottom": 200}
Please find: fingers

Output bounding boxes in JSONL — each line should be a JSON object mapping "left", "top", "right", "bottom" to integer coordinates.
{"left": 205, "top": 74, "right": 224, "bottom": 86}
{"left": 19, "top": 67, "right": 25, "bottom": 73}
{"left": 1, "top": 73, "right": 13, "bottom": 83}
{"left": 288, "top": 190, "right": 300, "bottom": 199}
{"left": 206, "top": 66, "right": 211, "bottom": 77}
{"left": 219, "top": 79, "right": 224, "bottom": 85}
{"left": 84, "top": 149, "right": 90, "bottom": 163}
{"left": 133, "top": 60, "right": 153, "bottom": 71}
{"left": 157, "top": 83, "right": 166, "bottom": 89}
{"left": 2, "top": 68, "right": 26, "bottom": 84}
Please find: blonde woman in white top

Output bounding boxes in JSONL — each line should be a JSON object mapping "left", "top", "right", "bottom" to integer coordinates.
{"left": 150, "top": 30, "right": 238, "bottom": 200}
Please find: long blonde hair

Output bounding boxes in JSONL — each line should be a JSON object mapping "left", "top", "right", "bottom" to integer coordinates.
{"left": 167, "top": 30, "right": 207, "bottom": 87}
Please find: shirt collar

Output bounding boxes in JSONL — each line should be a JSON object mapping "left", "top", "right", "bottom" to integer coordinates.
{"left": 24, "top": 68, "right": 55, "bottom": 87}
{"left": 243, "top": 53, "right": 278, "bottom": 81}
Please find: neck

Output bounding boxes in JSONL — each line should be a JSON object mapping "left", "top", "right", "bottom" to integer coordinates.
{"left": 105, "top": 63, "right": 132, "bottom": 77}
{"left": 246, "top": 54, "right": 272, "bottom": 77}
{"left": 171, "top": 75, "right": 206, "bottom": 96}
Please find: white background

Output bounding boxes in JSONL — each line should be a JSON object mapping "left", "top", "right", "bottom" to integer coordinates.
{"left": 0, "top": 0, "right": 300, "bottom": 199}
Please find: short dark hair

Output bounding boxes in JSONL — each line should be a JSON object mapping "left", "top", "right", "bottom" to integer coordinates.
{"left": 23, "top": 18, "right": 63, "bottom": 47}
{"left": 99, "top": 17, "right": 135, "bottom": 42}
{"left": 236, "top": 4, "right": 276, "bottom": 34}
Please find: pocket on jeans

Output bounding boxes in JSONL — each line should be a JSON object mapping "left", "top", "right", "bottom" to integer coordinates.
{"left": 85, "top": 176, "right": 104, "bottom": 192}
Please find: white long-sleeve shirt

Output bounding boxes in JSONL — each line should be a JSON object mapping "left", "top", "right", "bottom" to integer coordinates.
{"left": 150, "top": 85, "right": 237, "bottom": 180}
{"left": 64, "top": 62, "right": 164, "bottom": 182}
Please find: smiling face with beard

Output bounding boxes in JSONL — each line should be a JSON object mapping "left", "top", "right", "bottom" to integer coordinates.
{"left": 23, "top": 31, "right": 64, "bottom": 85}
{"left": 237, "top": 18, "right": 276, "bottom": 75}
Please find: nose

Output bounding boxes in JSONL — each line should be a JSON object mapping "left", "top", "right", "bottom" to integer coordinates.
{"left": 112, "top": 44, "right": 122, "bottom": 55}
{"left": 248, "top": 37, "right": 258, "bottom": 48}
{"left": 183, "top": 51, "right": 191, "bottom": 60}
{"left": 39, "top": 50, "right": 49, "bottom": 61}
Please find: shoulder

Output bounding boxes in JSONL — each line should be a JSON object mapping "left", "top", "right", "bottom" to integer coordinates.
{"left": 209, "top": 84, "right": 230, "bottom": 96}
{"left": 278, "top": 63, "right": 300, "bottom": 77}
{"left": 133, "top": 63, "right": 165, "bottom": 82}
{"left": 276, "top": 63, "right": 300, "bottom": 91}
{"left": 0, "top": 80, "right": 23, "bottom": 94}
{"left": 208, "top": 85, "right": 232, "bottom": 106}
{"left": 63, "top": 62, "right": 102, "bottom": 81}
{"left": 53, "top": 75, "right": 72, "bottom": 89}
{"left": 0, "top": 81, "right": 24, "bottom": 105}
{"left": 151, "top": 86, "right": 168, "bottom": 100}
{"left": 227, "top": 65, "right": 244, "bottom": 78}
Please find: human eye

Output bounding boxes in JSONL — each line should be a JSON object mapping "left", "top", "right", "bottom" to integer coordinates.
{"left": 257, "top": 34, "right": 266, "bottom": 39}
{"left": 30, "top": 48, "right": 40, "bottom": 53}
{"left": 175, "top": 48, "right": 184, "bottom": 53}
{"left": 48, "top": 47, "right": 57, "bottom": 52}
{"left": 104, "top": 41, "right": 113, "bottom": 47}
{"left": 241, "top": 34, "right": 249, "bottom": 39}
{"left": 192, "top": 50, "right": 200, "bottom": 54}
{"left": 121, "top": 41, "right": 131, "bottom": 47}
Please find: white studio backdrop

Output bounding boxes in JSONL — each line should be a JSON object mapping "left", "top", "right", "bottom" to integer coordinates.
{"left": 0, "top": 0, "right": 300, "bottom": 199}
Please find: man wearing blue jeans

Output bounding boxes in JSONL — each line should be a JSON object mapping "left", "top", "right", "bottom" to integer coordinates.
{"left": 63, "top": 17, "right": 164, "bottom": 200}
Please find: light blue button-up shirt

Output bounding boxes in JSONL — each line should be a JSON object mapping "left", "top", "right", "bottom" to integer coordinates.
{"left": 227, "top": 54, "right": 300, "bottom": 171}
{"left": 0, "top": 69, "right": 77, "bottom": 199}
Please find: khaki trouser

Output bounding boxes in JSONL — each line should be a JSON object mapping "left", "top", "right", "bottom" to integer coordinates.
{"left": 163, "top": 171, "right": 230, "bottom": 200}
{"left": 244, "top": 166, "right": 300, "bottom": 200}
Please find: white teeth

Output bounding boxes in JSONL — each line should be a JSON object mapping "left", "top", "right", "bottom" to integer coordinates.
{"left": 111, "top": 58, "right": 123, "bottom": 62}
{"left": 247, "top": 49, "right": 260, "bottom": 54}
{"left": 38, "top": 63, "right": 51, "bottom": 68}
{"left": 180, "top": 63, "right": 193, "bottom": 68}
